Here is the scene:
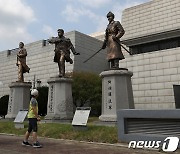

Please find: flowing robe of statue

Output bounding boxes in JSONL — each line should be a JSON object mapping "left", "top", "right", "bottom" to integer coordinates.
{"left": 16, "top": 43, "right": 30, "bottom": 82}
{"left": 105, "top": 21, "right": 125, "bottom": 61}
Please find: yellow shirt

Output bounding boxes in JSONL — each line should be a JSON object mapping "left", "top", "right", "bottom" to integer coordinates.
{"left": 27, "top": 98, "right": 38, "bottom": 118}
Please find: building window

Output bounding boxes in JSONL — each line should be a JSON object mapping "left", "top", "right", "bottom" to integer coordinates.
{"left": 42, "top": 40, "right": 46, "bottom": 46}
{"left": 7, "top": 50, "right": 11, "bottom": 56}
{"left": 130, "top": 37, "right": 180, "bottom": 55}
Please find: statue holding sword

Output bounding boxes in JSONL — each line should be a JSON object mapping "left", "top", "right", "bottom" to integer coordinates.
{"left": 83, "top": 11, "right": 131, "bottom": 68}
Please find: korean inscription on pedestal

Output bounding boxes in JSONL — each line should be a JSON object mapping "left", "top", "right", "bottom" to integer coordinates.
{"left": 107, "top": 80, "right": 112, "bottom": 110}
{"left": 8, "top": 89, "right": 13, "bottom": 113}
{"left": 48, "top": 85, "right": 54, "bottom": 113}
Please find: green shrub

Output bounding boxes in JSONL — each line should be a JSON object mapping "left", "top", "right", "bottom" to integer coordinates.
{"left": 0, "top": 95, "right": 9, "bottom": 116}
{"left": 72, "top": 72, "right": 102, "bottom": 116}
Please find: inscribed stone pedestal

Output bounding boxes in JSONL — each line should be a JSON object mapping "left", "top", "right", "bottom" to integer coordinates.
{"left": 99, "top": 69, "right": 134, "bottom": 121}
{"left": 6, "top": 82, "right": 31, "bottom": 119}
{"left": 45, "top": 77, "right": 73, "bottom": 120}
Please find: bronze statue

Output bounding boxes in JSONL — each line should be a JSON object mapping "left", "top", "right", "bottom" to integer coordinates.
{"left": 16, "top": 42, "right": 30, "bottom": 82}
{"left": 48, "top": 29, "right": 80, "bottom": 77}
{"left": 102, "top": 11, "right": 126, "bottom": 69}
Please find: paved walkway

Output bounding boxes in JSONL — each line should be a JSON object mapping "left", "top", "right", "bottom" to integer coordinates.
{"left": 1, "top": 134, "right": 179, "bottom": 154}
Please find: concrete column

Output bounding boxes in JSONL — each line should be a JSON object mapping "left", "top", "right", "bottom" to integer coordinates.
{"left": 6, "top": 82, "right": 31, "bottom": 118}
{"left": 45, "top": 77, "right": 73, "bottom": 120}
{"left": 99, "top": 69, "right": 134, "bottom": 122}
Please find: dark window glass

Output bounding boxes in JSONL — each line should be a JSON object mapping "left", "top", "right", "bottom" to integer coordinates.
{"left": 130, "top": 37, "right": 180, "bottom": 55}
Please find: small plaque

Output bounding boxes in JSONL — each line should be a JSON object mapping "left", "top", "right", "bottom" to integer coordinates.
{"left": 72, "top": 107, "right": 91, "bottom": 126}
{"left": 14, "top": 110, "right": 28, "bottom": 123}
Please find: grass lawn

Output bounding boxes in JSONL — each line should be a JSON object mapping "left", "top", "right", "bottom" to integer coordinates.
{"left": 0, "top": 118, "right": 118, "bottom": 144}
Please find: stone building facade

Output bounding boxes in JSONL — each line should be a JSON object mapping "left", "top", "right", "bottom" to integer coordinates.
{"left": 120, "top": 0, "right": 180, "bottom": 109}
{"left": 0, "top": 31, "right": 108, "bottom": 98}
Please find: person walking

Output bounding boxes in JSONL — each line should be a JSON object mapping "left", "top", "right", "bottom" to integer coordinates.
{"left": 22, "top": 89, "right": 42, "bottom": 148}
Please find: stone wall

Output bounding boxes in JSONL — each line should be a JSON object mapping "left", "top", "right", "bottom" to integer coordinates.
{"left": 122, "top": 0, "right": 180, "bottom": 40}
{"left": 121, "top": 47, "right": 180, "bottom": 109}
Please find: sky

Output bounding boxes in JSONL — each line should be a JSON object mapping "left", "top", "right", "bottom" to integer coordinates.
{"left": 0, "top": 0, "right": 150, "bottom": 51}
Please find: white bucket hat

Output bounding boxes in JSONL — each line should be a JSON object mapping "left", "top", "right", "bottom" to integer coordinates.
{"left": 31, "top": 89, "right": 39, "bottom": 96}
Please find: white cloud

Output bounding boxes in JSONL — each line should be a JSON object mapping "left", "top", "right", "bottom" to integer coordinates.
{"left": 0, "top": 0, "right": 36, "bottom": 50}
{"left": 62, "top": 5, "right": 107, "bottom": 32}
{"left": 66, "top": 0, "right": 111, "bottom": 8}
{"left": 42, "top": 25, "right": 56, "bottom": 37}
{"left": 62, "top": 5, "right": 103, "bottom": 23}
{"left": 62, "top": 0, "right": 150, "bottom": 34}
{"left": 76, "top": 0, "right": 111, "bottom": 8}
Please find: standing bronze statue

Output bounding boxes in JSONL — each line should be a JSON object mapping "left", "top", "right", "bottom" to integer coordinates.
{"left": 16, "top": 42, "right": 30, "bottom": 82}
{"left": 48, "top": 29, "right": 80, "bottom": 77}
{"left": 102, "top": 11, "right": 127, "bottom": 69}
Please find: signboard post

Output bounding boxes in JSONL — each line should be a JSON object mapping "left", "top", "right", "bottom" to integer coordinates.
{"left": 72, "top": 107, "right": 91, "bottom": 130}
{"left": 14, "top": 110, "right": 28, "bottom": 129}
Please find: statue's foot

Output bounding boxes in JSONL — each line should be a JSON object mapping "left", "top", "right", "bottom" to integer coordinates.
{"left": 27, "top": 68, "right": 30, "bottom": 73}
{"left": 69, "top": 59, "right": 73, "bottom": 64}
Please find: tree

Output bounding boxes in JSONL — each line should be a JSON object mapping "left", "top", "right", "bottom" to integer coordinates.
{"left": 71, "top": 72, "right": 102, "bottom": 116}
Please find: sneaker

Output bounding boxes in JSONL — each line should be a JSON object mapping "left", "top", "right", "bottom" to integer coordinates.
{"left": 33, "top": 141, "right": 42, "bottom": 148}
{"left": 22, "top": 141, "right": 32, "bottom": 146}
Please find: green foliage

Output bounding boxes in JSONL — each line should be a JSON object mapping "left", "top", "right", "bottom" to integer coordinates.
{"left": 37, "top": 86, "right": 48, "bottom": 116}
{"left": 72, "top": 72, "right": 102, "bottom": 116}
{"left": 0, "top": 95, "right": 9, "bottom": 116}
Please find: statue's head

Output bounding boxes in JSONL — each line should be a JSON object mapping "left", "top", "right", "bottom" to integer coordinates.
{"left": 19, "top": 42, "right": 24, "bottom": 48}
{"left": 57, "top": 29, "right": 64, "bottom": 37}
{"left": 106, "top": 11, "right": 114, "bottom": 22}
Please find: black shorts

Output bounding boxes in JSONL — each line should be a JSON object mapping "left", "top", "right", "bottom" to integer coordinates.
{"left": 28, "top": 118, "right": 37, "bottom": 133}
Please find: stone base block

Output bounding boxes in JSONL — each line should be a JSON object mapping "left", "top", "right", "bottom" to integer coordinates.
{"left": 99, "top": 115, "right": 117, "bottom": 122}
{"left": 45, "top": 77, "right": 73, "bottom": 120}
{"left": 15, "top": 123, "right": 24, "bottom": 129}
{"left": 6, "top": 82, "right": 31, "bottom": 119}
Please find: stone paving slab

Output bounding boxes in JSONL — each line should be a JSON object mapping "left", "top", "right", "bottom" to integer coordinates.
{"left": 0, "top": 134, "right": 179, "bottom": 154}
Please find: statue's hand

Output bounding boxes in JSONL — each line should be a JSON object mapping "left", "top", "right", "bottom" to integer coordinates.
{"left": 74, "top": 52, "right": 80, "bottom": 55}
{"left": 112, "top": 35, "right": 117, "bottom": 41}
{"left": 102, "top": 44, "right": 106, "bottom": 49}
{"left": 129, "top": 52, "right": 133, "bottom": 55}
{"left": 102, "top": 40, "right": 107, "bottom": 49}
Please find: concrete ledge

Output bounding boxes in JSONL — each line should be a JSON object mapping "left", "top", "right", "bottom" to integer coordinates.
{"left": 9, "top": 82, "right": 31, "bottom": 88}
{"left": 100, "top": 70, "right": 133, "bottom": 78}
{"left": 48, "top": 77, "right": 73, "bottom": 83}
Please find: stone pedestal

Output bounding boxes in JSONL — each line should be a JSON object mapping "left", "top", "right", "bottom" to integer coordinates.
{"left": 6, "top": 82, "right": 31, "bottom": 119}
{"left": 45, "top": 77, "right": 73, "bottom": 120}
{"left": 99, "top": 69, "right": 134, "bottom": 122}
